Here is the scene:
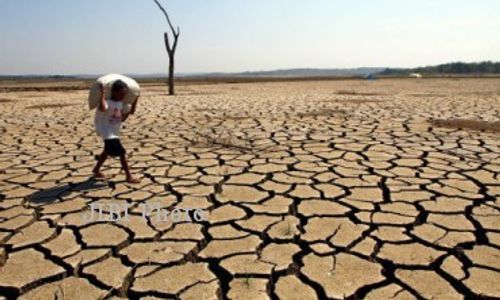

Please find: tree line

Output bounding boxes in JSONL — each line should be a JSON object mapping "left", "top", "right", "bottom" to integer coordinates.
{"left": 379, "top": 61, "right": 500, "bottom": 75}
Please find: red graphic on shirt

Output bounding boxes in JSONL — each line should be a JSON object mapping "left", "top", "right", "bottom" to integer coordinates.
{"left": 109, "top": 108, "right": 122, "bottom": 124}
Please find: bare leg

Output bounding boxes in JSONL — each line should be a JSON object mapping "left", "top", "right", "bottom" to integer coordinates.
{"left": 119, "top": 154, "right": 140, "bottom": 183}
{"left": 93, "top": 151, "right": 108, "bottom": 178}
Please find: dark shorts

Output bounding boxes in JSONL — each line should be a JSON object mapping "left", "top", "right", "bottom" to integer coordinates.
{"left": 104, "top": 139, "right": 125, "bottom": 157}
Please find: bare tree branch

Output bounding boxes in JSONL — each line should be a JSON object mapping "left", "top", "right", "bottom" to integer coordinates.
{"left": 153, "top": 0, "right": 178, "bottom": 37}
{"left": 164, "top": 32, "right": 172, "bottom": 53}
{"left": 172, "top": 32, "right": 179, "bottom": 52}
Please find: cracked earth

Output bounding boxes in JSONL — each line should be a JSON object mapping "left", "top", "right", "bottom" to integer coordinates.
{"left": 0, "top": 78, "right": 499, "bottom": 299}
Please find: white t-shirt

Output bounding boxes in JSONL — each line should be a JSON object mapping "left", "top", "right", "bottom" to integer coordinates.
{"left": 94, "top": 99, "right": 123, "bottom": 140}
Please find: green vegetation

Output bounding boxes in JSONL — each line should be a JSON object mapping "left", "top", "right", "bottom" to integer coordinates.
{"left": 379, "top": 61, "right": 500, "bottom": 75}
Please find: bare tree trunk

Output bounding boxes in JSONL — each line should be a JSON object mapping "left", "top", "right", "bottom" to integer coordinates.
{"left": 168, "top": 53, "right": 175, "bottom": 95}
{"left": 154, "top": 0, "right": 180, "bottom": 96}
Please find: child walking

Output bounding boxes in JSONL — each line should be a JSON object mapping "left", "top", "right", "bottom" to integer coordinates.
{"left": 92, "top": 80, "right": 140, "bottom": 184}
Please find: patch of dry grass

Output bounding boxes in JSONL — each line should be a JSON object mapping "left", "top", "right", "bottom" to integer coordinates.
{"left": 21, "top": 94, "right": 47, "bottom": 98}
{"left": 431, "top": 119, "right": 500, "bottom": 133}
{"left": 0, "top": 98, "right": 13, "bottom": 103}
{"left": 26, "top": 103, "right": 80, "bottom": 109}
{"left": 0, "top": 85, "right": 87, "bottom": 93}
{"left": 337, "top": 99, "right": 386, "bottom": 104}
{"left": 336, "top": 90, "right": 385, "bottom": 96}
{"left": 177, "top": 91, "right": 221, "bottom": 96}
{"left": 408, "top": 93, "right": 446, "bottom": 97}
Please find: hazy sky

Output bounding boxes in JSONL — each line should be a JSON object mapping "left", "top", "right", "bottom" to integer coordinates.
{"left": 1, "top": 0, "right": 499, "bottom": 75}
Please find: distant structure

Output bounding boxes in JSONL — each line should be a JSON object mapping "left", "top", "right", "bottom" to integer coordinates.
{"left": 364, "top": 74, "right": 376, "bottom": 80}
{"left": 409, "top": 73, "right": 423, "bottom": 78}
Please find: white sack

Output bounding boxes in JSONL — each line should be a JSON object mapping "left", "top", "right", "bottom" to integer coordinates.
{"left": 88, "top": 74, "right": 140, "bottom": 110}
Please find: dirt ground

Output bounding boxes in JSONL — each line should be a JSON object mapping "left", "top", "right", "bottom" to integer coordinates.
{"left": 0, "top": 78, "right": 499, "bottom": 299}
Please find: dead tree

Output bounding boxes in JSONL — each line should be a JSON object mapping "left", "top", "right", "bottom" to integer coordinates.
{"left": 153, "top": 0, "right": 180, "bottom": 95}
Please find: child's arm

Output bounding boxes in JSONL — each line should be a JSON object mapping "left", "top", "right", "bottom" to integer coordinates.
{"left": 122, "top": 94, "right": 140, "bottom": 122}
{"left": 98, "top": 83, "right": 108, "bottom": 112}
{"left": 130, "top": 94, "right": 140, "bottom": 115}
{"left": 122, "top": 111, "right": 130, "bottom": 122}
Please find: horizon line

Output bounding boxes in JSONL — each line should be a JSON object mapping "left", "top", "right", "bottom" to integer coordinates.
{"left": 1, "top": 60, "right": 498, "bottom": 77}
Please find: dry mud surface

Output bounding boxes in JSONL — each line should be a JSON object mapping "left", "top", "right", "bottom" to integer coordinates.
{"left": 0, "top": 78, "right": 499, "bottom": 299}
